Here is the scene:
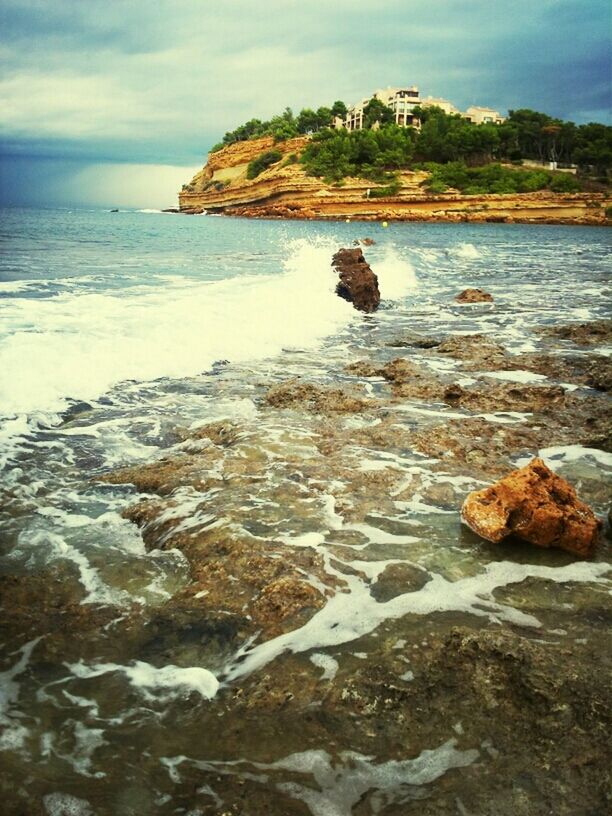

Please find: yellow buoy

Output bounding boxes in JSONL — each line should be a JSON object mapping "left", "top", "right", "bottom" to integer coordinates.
{"left": 345, "top": 218, "right": 351, "bottom": 223}
{"left": 382, "top": 221, "right": 388, "bottom": 228}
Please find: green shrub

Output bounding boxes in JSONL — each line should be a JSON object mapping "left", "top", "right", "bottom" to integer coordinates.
{"left": 247, "top": 150, "right": 283, "bottom": 179}
{"left": 368, "top": 179, "right": 401, "bottom": 198}
{"left": 209, "top": 142, "right": 225, "bottom": 153}
{"left": 549, "top": 173, "right": 581, "bottom": 192}
{"left": 604, "top": 205, "right": 612, "bottom": 219}
{"left": 421, "top": 161, "right": 580, "bottom": 195}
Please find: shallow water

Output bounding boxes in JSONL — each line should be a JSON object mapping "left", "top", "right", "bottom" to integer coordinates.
{"left": 0, "top": 208, "right": 611, "bottom": 815}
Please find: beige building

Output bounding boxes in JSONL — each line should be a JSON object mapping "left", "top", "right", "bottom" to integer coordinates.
{"left": 420, "top": 96, "right": 461, "bottom": 116}
{"left": 464, "top": 105, "right": 505, "bottom": 125}
{"left": 344, "top": 86, "right": 421, "bottom": 131}
{"left": 339, "top": 86, "right": 505, "bottom": 131}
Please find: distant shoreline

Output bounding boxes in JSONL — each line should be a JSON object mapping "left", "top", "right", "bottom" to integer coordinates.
{"left": 178, "top": 137, "right": 611, "bottom": 227}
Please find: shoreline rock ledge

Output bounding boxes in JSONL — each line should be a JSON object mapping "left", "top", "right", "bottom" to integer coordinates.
{"left": 332, "top": 247, "right": 380, "bottom": 313}
{"left": 461, "top": 457, "right": 600, "bottom": 557}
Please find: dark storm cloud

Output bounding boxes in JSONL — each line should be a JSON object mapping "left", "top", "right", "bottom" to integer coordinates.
{"left": 0, "top": 0, "right": 609, "bottom": 205}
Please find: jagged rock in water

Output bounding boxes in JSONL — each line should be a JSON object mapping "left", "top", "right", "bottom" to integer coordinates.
{"left": 461, "top": 457, "right": 600, "bottom": 556}
{"left": 455, "top": 288, "right": 494, "bottom": 303}
{"left": 331, "top": 247, "right": 380, "bottom": 313}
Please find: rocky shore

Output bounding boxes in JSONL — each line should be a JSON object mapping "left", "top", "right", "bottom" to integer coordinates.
{"left": 1, "top": 244, "right": 610, "bottom": 815}
{"left": 178, "top": 136, "right": 612, "bottom": 226}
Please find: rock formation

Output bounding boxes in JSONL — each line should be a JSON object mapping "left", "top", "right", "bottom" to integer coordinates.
{"left": 178, "top": 136, "right": 611, "bottom": 224}
{"left": 455, "top": 288, "right": 494, "bottom": 303}
{"left": 331, "top": 247, "right": 380, "bottom": 313}
{"left": 461, "top": 457, "right": 600, "bottom": 556}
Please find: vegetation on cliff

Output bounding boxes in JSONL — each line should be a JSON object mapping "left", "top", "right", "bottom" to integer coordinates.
{"left": 211, "top": 101, "right": 348, "bottom": 151}
{"left": 420, "top": 161, "right": 581, "bottom": 194}
{"left": 246, "top": 149, "right": 283, "bottom": 179}
{"left": 211, "top": 99, "right": 611, "bottom": 190}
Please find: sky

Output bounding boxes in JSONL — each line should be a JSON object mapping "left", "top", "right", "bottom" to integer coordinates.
{"left": 1, "top": 0, "right": 610, "bottom": 208}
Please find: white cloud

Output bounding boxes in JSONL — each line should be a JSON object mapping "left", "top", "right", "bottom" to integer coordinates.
{"left": 56, "top": 162, "right": 200, "bottom": 208}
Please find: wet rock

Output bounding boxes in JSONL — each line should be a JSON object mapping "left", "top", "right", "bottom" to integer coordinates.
{"left": 380, "top": 358, "right": 424, "bottom": 384}
{"left": 371, "top": 563, "right": 432, "bottom": 602}
{"left": 461, "top": 457, "right": 600, "bottom": 556}
{"left": 331, "top": 247, "right": 380, "bottom": 313}
{"left": 344, "top": 360, "right": 383, "bottom": 378}
{"left": 435, "top": 333, "right": 507, "bottom": 369}
{"left": 409, "top": 419, "right": 547, "bottom": 477}
{"left": 386, "top": 332, "right": 442, "bottom": 349}
{"left": 176, "top": 420, "right": 241, "bottom": 447}
{"left": 455, "top": 288, "right": 494, "bottom": 303}
{"left": 346, "top": 357, "right": 446, "bottom": 402}
{"left": 540, "top": 319, "right": 612, "bottom": 346}
{"left": 98, "top": 450, "right": 223, "bottom": 495}
{"left": 456, "top": 382, "right": 567, "bottom": 413}
{"left": 251, "top": 576, "right": 325, "bottom": 636}
{"left": 265, "top": 379, "right": 372, "bottom": 413}
{"left": 584, "top": 357, "right": 612, "bottom": 392}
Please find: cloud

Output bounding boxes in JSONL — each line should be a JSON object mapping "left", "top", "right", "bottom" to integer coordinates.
{"left": 0, "top": 0, "right": 609, "bottom": 205}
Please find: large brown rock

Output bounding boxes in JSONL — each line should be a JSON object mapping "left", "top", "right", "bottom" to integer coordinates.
{"left": 461, "top": 457, "right": 600, "bottom": 556}
{"left": 456, "top": 288, "right": 493, "bottom": 303}
{"left": 331, "top": 247, "right": 380, "bottom": 313}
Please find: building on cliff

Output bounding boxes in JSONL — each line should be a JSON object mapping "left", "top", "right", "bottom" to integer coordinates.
{"left": 339, "top": 86, "right": 505, "bottom": 131}
{"left": 463, "top": 105, "right": 505, "bottom": 125}
{"left": 344, "top": 86, "right": 421, "bottom": 131}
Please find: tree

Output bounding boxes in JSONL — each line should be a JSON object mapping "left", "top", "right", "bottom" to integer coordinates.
{"left": 363, "top": 97, "right": 394, "bottom": 129}
{"left": 315, "top": 106, "right": 333, "bottom": 129}
{"left": 331, "top": 100, "right": 348, "bottom": 118}
{"left": 296, "top": 108, "right": 319, "bottom": 134}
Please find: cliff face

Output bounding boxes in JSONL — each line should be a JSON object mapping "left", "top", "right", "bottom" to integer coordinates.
{"left": 179, "top": 137, "right": 611, "bottom": 225}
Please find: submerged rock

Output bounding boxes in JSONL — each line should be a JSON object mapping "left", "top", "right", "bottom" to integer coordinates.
{"left": 265, "top": 379, "right": 372, "bottom": 413}
{"left": 540, "top": 319, "right": 612, "bottom": 346}
{"left": 455, "top": 288, "right": 494, "bottom": 303}
{"left": 435, "top": 333, "right": 507, "bottom": 369}
{"left": 331, "top": 247, "right": 380, "bottom": 313}
{"left": 461, "top": 457, "right": 600, "bottom": 556}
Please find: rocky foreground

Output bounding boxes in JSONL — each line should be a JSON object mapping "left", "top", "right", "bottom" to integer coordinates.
{"left": 1, "top": 250, "right": 611, "bottom": 815}
{"left": 178, "top": 136, "right": 611, "bottom": 225}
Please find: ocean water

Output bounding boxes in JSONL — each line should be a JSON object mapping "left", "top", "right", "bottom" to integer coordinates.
{"left": 0, "top": 207, "right": 611, "bottom": 815}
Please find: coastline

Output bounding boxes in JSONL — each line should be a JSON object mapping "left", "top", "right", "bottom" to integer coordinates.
{"left": 177, "top": 136, "right": 611, "bottom": 226}
{"left": 1, "top": 210, "right": 611, "bottom": 814}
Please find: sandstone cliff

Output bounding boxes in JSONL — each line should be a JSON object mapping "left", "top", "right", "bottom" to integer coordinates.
{"left": 179, "top": 137, "right": 611, "bottom": 225}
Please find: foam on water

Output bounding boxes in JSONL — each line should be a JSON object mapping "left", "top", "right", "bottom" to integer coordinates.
{"left": 43, "top": 793, "right": 94, "bottom": 816}
{"left": 374, "top": 246, "right": 418, "bottom": 300}
{"left": 165, "top": 738, "right": 479, "bottom": 816}
{"left": 222, "top": 553, "right": 610, "bottom": 691}
{"left": 451, "top": 242, "right": 482, "bottom": 260}
{"left": 66, "top": 659, "right": 219, "bottom": 700}
{"left": 0, "top": 237, "right": 389, "bottom": 435}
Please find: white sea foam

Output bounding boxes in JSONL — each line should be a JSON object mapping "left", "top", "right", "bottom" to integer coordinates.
{"left": 43, "top": 792, "right": 94, "bottom": 816}
{"left": 166, "top": 739, "right": 479, "bottom": 816}
{"left": 451, "top": 242, "right": 482, "bottom": 260}
{"left": 0, "top": 238, "right": 361, "bottom": 430}
{"left": 309, "top": 653, "right": 339, "bottom": 681}
{"left": 223, "top": 557, "right": 610, "bottom": 690}
{"left": 67, "top": 659, "right": 219, "bottom": 700}
{"left": 375, "top": 247, "right": 418, "bottom": 300}
{"left": 484, "top": 370, "right": 548, "bottom": 383}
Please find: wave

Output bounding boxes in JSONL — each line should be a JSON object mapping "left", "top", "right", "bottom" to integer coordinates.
{"left": 450, "top": 242, "right": 482, "bottom": 260}
{"left": 0, "top": 239, "right": 401, "bottom": 437}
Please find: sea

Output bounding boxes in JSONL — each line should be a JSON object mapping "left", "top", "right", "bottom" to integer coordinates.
{"left": 0, "top": 207, "right": 610, "bottom": 815}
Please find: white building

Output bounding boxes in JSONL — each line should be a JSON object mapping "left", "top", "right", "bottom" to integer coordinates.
{"left": 339, "top": 86, "right": 505, "bottom": 131}
{"left": 464, "top": 105, "right": 505, "bottom": 125}
{"left": 419, "top": 96, "right": 461, "bottom": 116}
{"left": 344, "top": 86, "right": 421, "bottom": 131}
